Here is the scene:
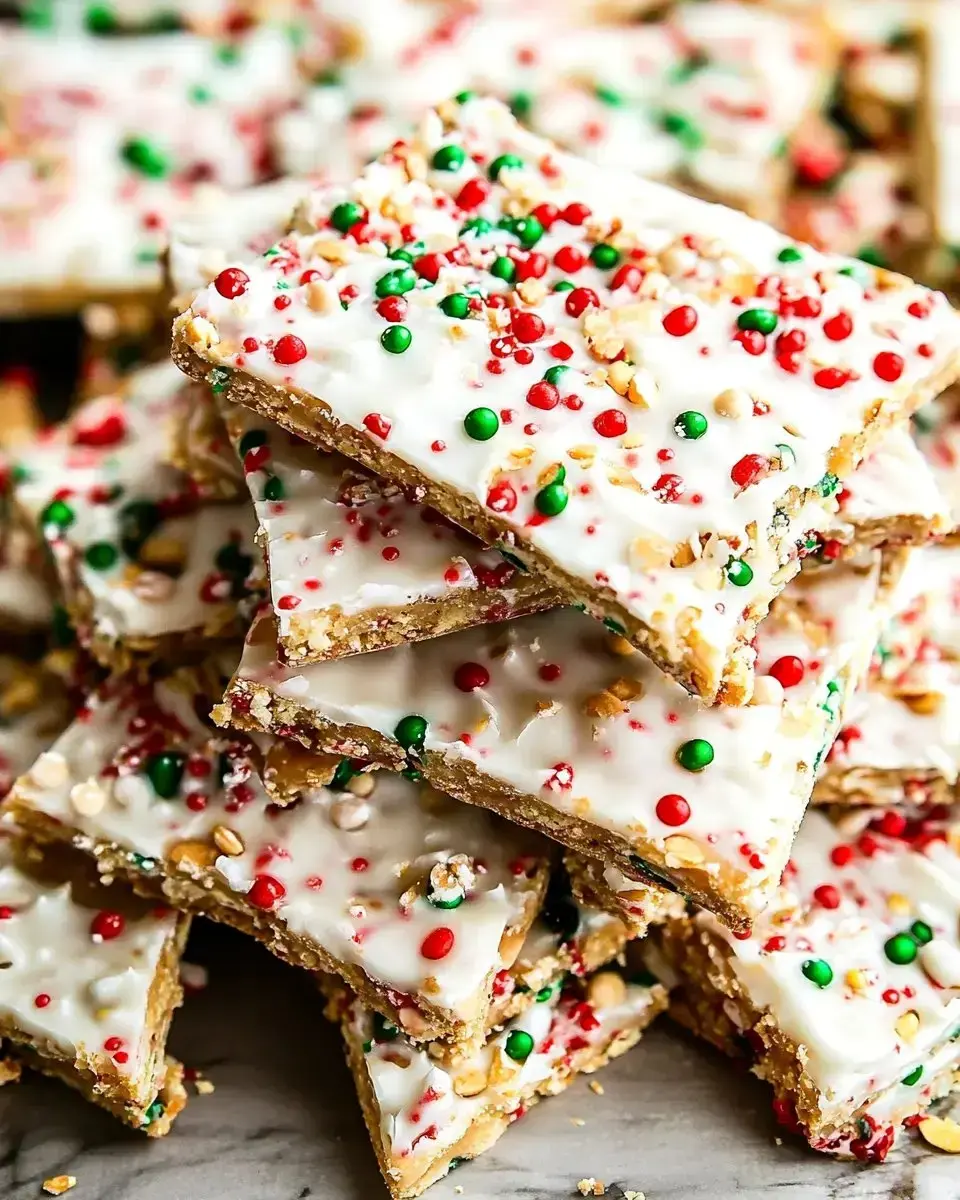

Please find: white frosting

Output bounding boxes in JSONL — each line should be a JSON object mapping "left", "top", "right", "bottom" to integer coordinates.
{"left": 228, "top": 554, "right": 906, "bottom": 924}
{"left": 0, "top": 26, "right": 301, "bottom": 298}
{"left": 180, "top": 97, "right": 960, "bottom": 702}
{"left": 222, "top": 402, "right": 552, "bottom": 660}
{"left": 350, "top": 971, "right": 661, "bottom": 1173}
{"left": 695, "top": 807, "right": 960, "bottom": 1141}
{"left": 11, "top": 672, "right": 549, "bottom": 1027}
{"left": 12, "top": 361, "right": 256, "bottom": 650}
{"left": 0, "top": 835, "right": 181, "bottom": 1101}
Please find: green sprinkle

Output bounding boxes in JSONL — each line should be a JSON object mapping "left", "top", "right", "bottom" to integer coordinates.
{"left": 463, "top": 407, "right": 499, "bottom": 442}
{"left": 902, "top": 1066, "right": 923, "bottom": 1086}
{"left": 676, "top": 738, "right": 714, "bottom": 772}
{"left": 380, "top": 325, "right": 412, "bottom": 354}
{"left": 394, "top": 714, "right": 428, "bottom": 753}
{"left": 602, "top": 617, "right": 626, "bottom": 636}
{"left": 40, "top": 499, "right": 75, "bottom": 531}
{"left": 454, "top": 90, "right": 475, "bottom": 104}
{"left": 509, "top": 91, "right": 533, "bottom": 120}
{"left": 674, "top": 410, "right": 708, "bottom": 440}
{"left": 440, "top": 293, "right": 471, "bottom": 319}
{"left": 595, "top": 84, "right": 625, "bottom": 107}
{"left": 816, "top": 473, "right": 840, "bottom": 499}
{"left": 207, "top": 367, "right": 231, "bottom": 395}
{"left": 461, "top": 217, "right": 493, "bottom": 237}
{"left": 660, "top": 111, "right": 704, "bottom": 151}
{"left": 263, "top": 476, "right": 284, "bottom": 502}
{"left": 238, "top": 429, "right": 268, "bottom": 457}
{"left": 121, "top": 137, "right": 169, "bottom": 179}
{"left": 330, "top": 758, "right": 359, "bottom": 791}
{"left": 884, "top": 932, "right": 918, "bottom": 965}
{"left": 777, "top": 246, "right": 804, "bottom": 263}
{"left": 84, "top": 541, "right": 119, "bottom": 571}
{"left": 801, "top": 958, "right": 834, "bottom": 988}
{"left": 543, "top": 365, "right": 569, "bottom": 386}
{"left": 488, "top": 153, "right": 524, "bottom": 181}
{"left": 372, "top": 1012, "right": 399, "bottom": 1042}
{"left": 910, "top": 920, "right": 934, "bottom": 945}
{"left": 534, "top": 481, "right": 568, "bottom": 517}
{"left": 512, "top": 215, "right": 544, "bottom": 248}
{"left": 590, "top": 243, "right": 621, "bottom": 270}
{"left": 725, "top": 557, "right": 754, "bottom": 587}
{"left": 504, "top": 1029, "right": 535, "bottom": 1062}
{"left": 490, "top": 256, "right": 516, "bottom": 283}
{"left": 375, "top": 267, "right": 416, "bottom": 299}
{"left": 431, "top": 144, "right": 466, "bottom": 172}
{"left": 142, "top": 1099, "right": 165, "bottom": 1126}
{"left": 330, "top": 201, "right": 365, "bottom": 233}
{"left": 552, "top": 280, "right": 575, "bottom": 293}
{"left": 144, "top": 751, "right": 186, "bottom": 800}
{"left": 736, "top": 308, "right": 778, "bottom": 335}
{"left": 215, "top": 43, "right": 240, "bottom": 66}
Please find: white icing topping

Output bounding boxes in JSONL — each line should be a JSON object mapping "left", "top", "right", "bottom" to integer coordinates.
{"left": 180, "top": 97, "right": 960, "bottom": 701}
{"left": 229, "top": 553, "right": 906, "bottom": 924}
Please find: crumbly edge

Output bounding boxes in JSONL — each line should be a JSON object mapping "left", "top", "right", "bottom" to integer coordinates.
{"left": 813, "top": 765, "right": 958, "bottom": 807}
{"left": 280, "top": 578, "right": 561, "bottom": 665}
{"left": 173, "top": 331, "right": 960, "bottom": 704}
{"left": 340, "top": 981, "right": 668, "bottom": 1200}
{"left": 0, "top": 908, "right": 189, "bottom": 1134}
{"left": 831, "top": 512, "right": 954, "bottom": 555}
{"left": 565, "top": 852, "right": 687, "bottom": 936}
{"left": 167, "top": 387, "right": 246, "bottom": 504}
{"left": 214, "top": 681, "right": 762, "bottom": 933}
{"left": 4, "top": 800, "right": 549, "bottom": 1049}
{"left": 655, "top": 917, "right": 960, "bottom": 1155}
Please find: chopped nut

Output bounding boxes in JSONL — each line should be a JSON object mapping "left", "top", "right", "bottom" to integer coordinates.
{"left": 583, "top": 689, "right": 627, "bottom": 719}
{"left": 586, "top": 971, "right": 627, "bottom": 1010}
{"left": 139, "top": 534, "right": 188, "bottom": 572}
{"left": 606, "top": 360, "right": 635, "bottom": 396}
{"left": 537, "top": 460, "right": 565, "bottom": 488}
{"left": 346, "top": 773, "right": 376, "bottom": 798}
{"left": 305, "top": 281, "right": 331, "bottom": 312}
{"left": 517, "top": 279, "right": 547, "bottom": 306}
{"left": 183, "top": 316, "right": 220, "bottom": 351}
{"left": 0, "top": 674, "right": 41, "bottom": 717}
{"left": 69, "top": 778, "right": 107, "bottom": 817}
{"left": 604, "top": 633, "right": 635, "bottom": 657}
{"left": 167, "top": 839, "right": 218, "bottom": 872}
{"left": 588, "top": 1080, "right": 605, "bottom": 1096}
{"left": 671, "top": 541, "right": 696, "bottom": 568}
{"left": 750, "top": 676, "right": 784, "bottom": 707}
{"left": 568, "top": 444, "right": 597, "bottom": 467}
{"left": 42, "top": 1178, "right": 77, "bottom": 1197}
{"left": 571, "top": 1117, "right": 586, "bottom": 1127}
{"left": 212, "top": 825, "right": 244, "bottom": 857}
{"left": 629, "top": 533, "right": 674, "bottom": 570}
{"left": 331, "top": 795, "right": 372, "bottom": 831}
{"left": 608, "top": 676, "right": 643, "bottom": 702}
{"left": 576, "top": 1178, "right": 606, "bottom": 1196}
{"left": 664, "top": 834, "right": 706, "bottom": 866}
{"left": 195, "top": 1078, "right": 215, "bottom": 1095}
{"left": 453, "top": 1066, "right": 489, "bottom": 1097}
{"left": 713, "top": 388, "right": 751, "bottom": 419}
{"left": 398, "top": 1006, "right": 431, "bottom": 1037}
{"left": 901, "top": 690, "right": 944, "bottom": 716}
{"left": 919, "top": 1115, "right": 960, "bottom": 1153}
{"left": 626, "top": 368, "right": 657, "bottom": 408}
{"left": 894, "top": 1009, "right": 920, "bottom": 1043}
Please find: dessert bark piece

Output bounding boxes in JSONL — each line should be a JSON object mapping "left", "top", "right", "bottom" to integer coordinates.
{"left": 11, "top": 362, "right": 257, "bottom": 670}
{"left": 222, "top": 402, "right": 559, "bottom": 663}
{"left": 6, "top": 668, "right": 551, "bottom": 1045}
{"left": 216, "top": 551, "right": 911, "bottom": 932}
{"left": 657, "top": 804, "right": 960, "bottom": 1163}
{"left": 0, "top": 657, "right": 72, "bottom": 801}
{"left": 174, "top": 96, "right": 960, "bottom": 704}
{"left": 0, "top": 835, "right": 189, "bottom": 1135}
{"left": 565, "top": 853, "right": 685, "bottom": 937}
{"left": 0, "top": 25, "right": 301, "bottom": 315}
{"left": 817, "top": 544, "right": 960, "bottom": 806}
{"left": 334, "top": 964, "right": 667, "bottom": 1199}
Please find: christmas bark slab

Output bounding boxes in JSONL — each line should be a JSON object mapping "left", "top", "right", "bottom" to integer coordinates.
{"left": 11, "top": 361, "right": 257, "bottom": 670}
{"left": 0, "top": 25, "right": 301, "bottom": 316}
{"left": 0, "top": 834, "right": 189, "bottom": 1135}
{"left": 656, "top": 804, "right": 960, "bottom": 1163}
{"left": 222, "top": 401, "right": 560, "bottom": 664}
{"left": 6, "top": 669, "right": 552, "bottom": 1046}
{"left": 816, "top": 544, "right": 960, "bottom": 807}
{"left": 332, "top": 964, "right": 667, "bottom": 1200}
{"left": 173, "top": 97, "right": 960, "bottom": 706}
{"left": 565, "top": 852, "right": 686, "bottom": 937}
{"left": 215, "top": 551, "right": 911, "bottom": 932}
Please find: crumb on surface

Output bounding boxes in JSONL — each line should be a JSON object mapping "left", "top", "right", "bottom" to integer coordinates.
{"left": 588, "top": 1081, "right": 604, "bottom": 1096}
{"left": 195, "top": 1078, "right": 215, "bottom": 1095}
{"left": 576, "top": 1179, "right": 606, "bottom": 1196}
{"left": 571, "top": 1117, "right": 586, "bottom": 1127}
{"left": 42, "top": 1177, "right": 77, "bottom": 1197}
{"left": 623, "top": 1192, "right": 645, "bottom": 1200}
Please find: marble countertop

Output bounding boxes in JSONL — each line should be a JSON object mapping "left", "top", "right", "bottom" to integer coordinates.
{"left": 2, "top": 923, "right": 957, "bottom": 1200}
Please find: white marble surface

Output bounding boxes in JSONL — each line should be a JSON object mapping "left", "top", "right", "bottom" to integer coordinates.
{"left": 2, "top": 923, "right": 958, "bottom": 1200}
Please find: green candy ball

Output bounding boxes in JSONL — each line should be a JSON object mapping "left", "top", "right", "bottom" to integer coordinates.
{"left": 330, "top": 758, "right": 360, "bottom": 791}
{"left": 674, "top": 410, "right": 708, "bottom": 440}
{"left": 736, "top": 308, "right": 778, "bottom": 335}
{"left": 676, "top": 738, "right": 714, "bottom": 772}
{"left": 801, "top": 958, "right": 834, "bottom": 988}
{"left": 884, "top": 932, "right": 918, "bottom": 965}
{"left": 902, "top": 1066, "right": 924, "bottom": 1086}
{"left": 910, "top": 920, "right": 934, "bottom": 945}
{"left": 463, "top": 407, "right": 499, "bottom": 442}
{"left": 431, "top": 144, "right": 466, "bottom": 172}
{"left": 238, "top": 429, "right": 267, "bottom": 456}
{"left": 375, "top": 267, "right": 416, "bottom": 299}
{"left": 543, "top": 365, "right": 569, "bottom": 386}
{"left": 726, "top": 557, "right": 754, "bottom": 587}
{"left": 330, "top": 201, "right": 365, "bottom": 233}
{"left": 84, "top": 541, "right": 119, "bottom": 571}
{"left": 504, "top": 1029, "right": 535, "bottom": 1062}
{"left": 372, "top": 1012, "right": 399, "bottom": 1042}
{"left": 440, "top": 293, "right": 471, "bottom": 319}
{"left": 144, "top": 751, "right": 186, "bottom": 800}
{"left": 512, "top": 215, "right": 544, "bottom": 248}
{"left": 41, "top": 498, "right": 76, "bottom": 531}
{"left": 590, "top": 243, "right": 621, "bottom": 270}
{"left": 394, "top": 714, "right": 428, "bottom": 753}
{"left": 777, "top": 246, "right": 803, "bottom": 264}
{"left": 121, "top": 137, "right": 169, "bottom": 179}
{"left": 535, "top": 482, "right": 568, "bottom": 517}
{"left": 263, "top": 476, "right": 285, "bottom": 502}
{"left": 488, "top": 153, "right": 524, "bottom": 181}
{"left": 380, "top": 325, "right": 412, "bottom": 354}
{"left": 490, "top": 256, "right": 516, "bottom": 283}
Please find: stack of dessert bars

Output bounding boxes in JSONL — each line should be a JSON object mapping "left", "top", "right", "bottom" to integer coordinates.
{"left": 1, "top": 1, "right": 959, "bottom": 1193}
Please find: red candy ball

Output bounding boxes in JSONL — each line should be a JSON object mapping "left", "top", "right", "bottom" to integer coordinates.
{"left": 662, "top": 305, "right": 698, "bottom": 337}
{"left": 453, "top": 662, "right": 490, "bottom": 692}
{"left": 214, "top": 267, "right": 250, "bottom": 299}
{"left": 873, "top": 351, "right": 904, "bottom": 382}
{"left": 768, "top": 655, "right": 804, "bottom": 689}
{"left": 248, "top": 874, "right": 286, "bottom": 910}
{"left": 593, "top": 409, "right": 627, "bottom": 438}
{"left": 421, "top": 926, "right": 455, "bottom": 960}
{"left": 90, "top": 910, "right": 126, "bottom": 941}
{"left": 273, "top": 334, "right": 307, "bottom": 365}
{"left": 655, "top": 793, "right": 691, "bottom": 826}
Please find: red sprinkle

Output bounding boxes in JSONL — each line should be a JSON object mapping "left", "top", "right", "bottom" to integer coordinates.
{"left": 554, "top": 246, "right": 585, "bottom": 273}
{"left": 420, "top": 927, "right": 455, "bottom": 961}
{"left": 486, "top": 480, "right": 517, "bottom": 513}
{"left": 565, "top": 287, "right": 599, "bottom": 318}
{"left": 455, "top": 178, "right": 490, "bottom": 210}
{"left": 248, "top": 875, "right": 286, "bottom": 910}
{"left": 593, "top": 409, "right": 628, "bottom": 438}
{"left": 823, "top": 311, "right": 853, "bottom": 341}
{"left": 813, "top": 884, "right": 841, "bottom": 909}
{"left": 830, "top": 844, "right": 854, "bottom": 867}
{"left": 655, "top": 793, "right": 691, "bottom": 826}
{"left": 277, "top": 594, "right": 301, "bottom": 610}
{"left": 526, "top": 381, "right": 559, "bottom": 411}
{"left": 273, "top": 334, "right": 307, "bottom": 365}
{"left": 512, "top": 312, "right": 545, "bottom": 343}
{"left": 453, "top": 662, "right": 490, "bottom": 692}
{"left": 73, "top": 410, "right": 127, "bottom": 448}
{"left": 90, "top": 910, "right": 126, "bottom": 941}
{"left": 560, "top": 202, "right": 591, "bottom": 225}
{"left": 35, "top": 993, "right": 51, "bottom": 1008}
{"left": 873, "top": 351, "right": 904, "bottom": 382}
{"left": 730, "top": 454, "right": 769, "bottom": 489}
{"left": 363, "top": 412, "right": 392, "bottom": 440}
{"left": 662, "top": 305, "right": 698, "bottom": 337}
{"left": 213, "top": 267, "right": 249, "bottom": 299}
{"left": 813, "top": 366, "right": 849, "bottom": 390}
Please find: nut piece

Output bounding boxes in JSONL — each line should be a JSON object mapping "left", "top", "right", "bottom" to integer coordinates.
{"left": 586, "top": 970, "right": 627, "bottom": 1009}
{"left": 43, "top": 1179, "right": 77, "bottom": 1197}
{"left": 713, "top": 388, "right": 751, "bottom": 419}
{"left": 893, "top": 1009, "right": 920, "bottom": 1043}
{"left": 919, "top": 1115, "right": 960, "bottom": 1153}
{"left": 168, "top": 839, "right": 218, "bottom": 871}
{"left": 663, "top": 834, "right": 706, "bottom": 866}
{"left": 212, "top": 825, "right": 244, "bottom": 857}
{"left": 452, "top": 1066, "right": 489, "bottom": 1097}
{"left": 583, "top": 689, "right": 628, "bottom": 719}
